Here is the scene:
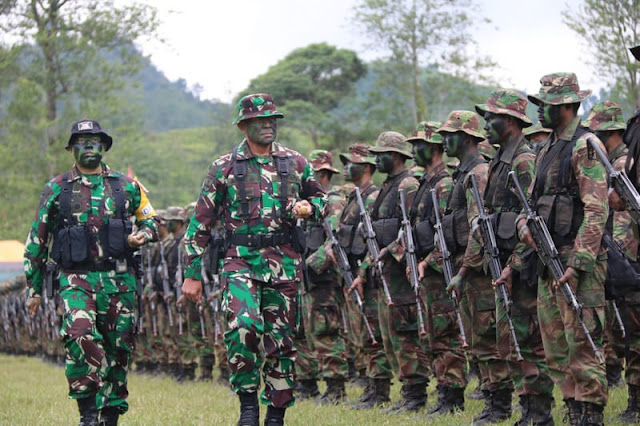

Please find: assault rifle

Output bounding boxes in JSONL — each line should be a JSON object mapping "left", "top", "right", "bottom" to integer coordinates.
{"left": 508, "top": 170, "right": 606, "bottom": 364}
{"left": 398, "top": 189, "right": 427, "bottom": 337}
{"left": 144, "top": 247, "right": 158, "bottom": 337}
{"left": 44, "top": 262, "right": 59, "bottom": 340}
{"left": 587, "top": 136, "right": 640, "bottom": 225}
{"left": 133, "top": 250, "right": 145, "bottom": 334}
{"left": 431, "top": 189, "right": 468, "bottom": 348}
{"left": 322, "top": 217, "right": 377, "bottom": 345}
{"left": 469, "top": 174, "right": 523, "bottom": 361}
{"left": 175, "top": 244, "right": 184, "bottom": 336}
{"left": 202, "top": 263, "right": 222, "bottom": 345}
{"left": 355, "top": 187, "right": 394, "bottom": 306}
{"left": 159, "top": 245, "right": 174, "bottom": 327}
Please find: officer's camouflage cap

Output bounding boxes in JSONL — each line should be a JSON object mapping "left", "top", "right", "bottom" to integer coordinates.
{"left": 631, "top": 45, "right": 640, "bottom": 62}
{"left": 339, "top": 142, "right": 377, "bottom": 165}
{"left": 528, "top": 72, "right": 591, "bottom": 106}
{"left": 368, "top": 131, "right": 413, "bottom": 158}
{"left": 165, "top": 205, "right": 187, "bottom": 222}
{"left": 437, "top": 110, "right": 485, "bottom": 140}
{"left": 405, "top": 121, "right": 444, "bottom": 145}
{"left": 67, "top": 119, "right": 113, "bottom": 151}
{"left": 233, "top": 93, "right": 284, "bottom": 125}
{"left": 585, "top": 101, "right": 626, "bottom": 132}
{"left": 523, "top": 122, "right": 552, "bottom": 139}
{"left": 475, "top": 89, "right": 532, "bottom": 127}
{"left": 309, "top": 150, "right": 339, "bottom": 173}
{"left": 478, "top": 140, "right": 497, "bottom": 161}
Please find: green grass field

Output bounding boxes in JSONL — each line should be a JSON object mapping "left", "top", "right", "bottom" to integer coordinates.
{"left": 0, "top": 354, "right": 631, "bottom": 425}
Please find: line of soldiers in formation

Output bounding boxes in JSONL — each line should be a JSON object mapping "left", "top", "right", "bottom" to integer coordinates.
{"left": 4, "top": 72, "right": 640, "bottom": 426}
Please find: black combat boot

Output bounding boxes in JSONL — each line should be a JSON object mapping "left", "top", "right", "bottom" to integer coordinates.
{"left": 99, "top": 406, "right": 120, "bottom": 426}
{"left": 146, "top": 361, "right": 159, "bottom": 376}
{"left": 169, "top": 362, "right": 182, "bottom": 381}
{"left": 264, "top": 406, "right": 286, "bottom": 426}
{"left": 385, "top": 382, "right": 427, "bottom": 413}
{"left": 581, "top": 402, "right": 604, "bottom": 426}
{"left": 316, "top": 378, "right": 347, "bottom": 405}
{"left": 472, "top": 388, "right": 512, "bottom": 425}
{"left": 294, "top": 378, "right": 320, "bottom": 400}
{"left": 135, "top": 361, "right": 147, "bottom": 374}
{"left": 528, "top": 393, "right": 554, "bottom": 426}
{"left": 382, "top": 383, "right": 410, "bottom": 413}
{"left": 620, "top": 384, "right": 640, "bottom": 423}
{"left": 352, "top": 368, "right": 369, "bottom": 387}
{"left": 183, "top": 362, "right": 197, "bottom": 381}
{"left": 199, "top": 354, "right": 214, "bottom": 381}
{"left": 353, "top": 378, "right": 391, "bottom": 409}
{"left": 77, "top": 396, "right": 98, "bottom": 426}
{"left": 514, "top": 394, "right": 531, "bottom": 426}
{"left": 425, "top": 385, "right": 465, "bottom": 417}
{"left": 606, "top": 363, "right": 624, "bottom": 388}
{"left": 563, "top": 398, "right": 582, "bottom": 426}
{"left": 344, "top": 379, "right": 374, "bottom": 406}
{"left": 237, "top": 392, "right": 259, "bottom": 426}
{"left": 217, "top": 366, "right": 230, "bottom": 386}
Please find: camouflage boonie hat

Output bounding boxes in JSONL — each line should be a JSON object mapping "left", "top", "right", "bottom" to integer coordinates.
{"left": 405, "top": 121, "right": 444, "bottom": 145}
{"left": 475, "top": 89, "right": 532, "bottom": 127}
{"left": 67, "top": 119, "right": 113, "bottom": 151}
{"left": 585, "top": 101, "right": 626, "bottom": 132}
{"left": 155, "top": 209, "right": 168, "bottom": 226}
{"left": 527, "top": 72, "right": 591, "bottom": 106}
{"left": 523, "top": 122, "right": 552, "bottom": 139}
{"left": 309, "top": 150, "right": 339, "bottom": 173}
{"left": 437, "top": 110, "right": 485, "bottom": 140}
{"left": 339, "top": 142, "right": 377, "bottom": 165}
{"left": 631, "top": 45, "right": 640, "bottom": 62}
{"left": 368, "top": 131, "right": 413, "bottom": 158}
{"left": 232, "top": 93, "right": 284, "bottom": 125}
{"left": 165, "top": 205, "right": 187, "bottom": 222}
{"left": 478, "top": 140, "right": 497, "bottom": 161}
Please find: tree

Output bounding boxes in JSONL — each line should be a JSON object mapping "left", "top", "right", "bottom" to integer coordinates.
{"left": 563, "top": 0, "right": 640, "bottom": 112}
{"left": 241, "top": 43, "right": 366, "bottom": 147}
{"left": 352, "top": 0, "right": 494, "bottom": 124}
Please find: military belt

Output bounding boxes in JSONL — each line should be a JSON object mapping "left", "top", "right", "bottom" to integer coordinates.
{"left": 228, "top": 231, "right": 293, "bottom": 248}
{"left": 65, "top": 259, "right": 119, "bottom": 272}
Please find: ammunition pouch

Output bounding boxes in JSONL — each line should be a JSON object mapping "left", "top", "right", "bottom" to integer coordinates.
{"left": 100, "top": 218, "right": 133, "bottom": 259}
{"left": 442, "top": 209, "right": 469, "bottom": 256}
{"left": 305, "top": 225, "right": 325, "bottom": 252}
{"left": 489, "top": 211, "right": 518, "bottom": 254}
{"left": 536, "top": 194, "right": 583, "bottom": 249}
{"left": 603, "top": 233, "right": 640, "bottom": 299}
{"left": 414, "top": 219, "right": 435, "bottom": 258}
{"left": 209, "top": 234, "right": 228, "bottom": 275}
{"left": 51, "top": 225, "right": 91, "bottom": 269}
{"left": 372, "top": 218, "right": 400, "bottom": 248}
{"left": 520, "top": 247, "right": 538, "bottom": 288}
{"left": 337, "top": 225, "right": 366, "bottom": 256}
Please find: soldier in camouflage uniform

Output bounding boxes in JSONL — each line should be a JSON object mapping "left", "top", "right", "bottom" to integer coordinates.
{"left": 438, "top": 110, "right": 515, "bottom": 425}
{"left": 518, "top": 73, "right": 609, "bottom": 425}
{"left": 523, "top": 123, "right": 552, "bottom": 155}
{"left": 351, "top": 132, "right": 430, "bottom": 413}
{"left": 407, "top": 121, "right": 468, "bottom": 417}
{"left": 181, "top": 94, "right": 325, "bottom": 426}
{"left": 335, "top": 143, "right": 393, "bottom": 409}
{"left": 24, "top": 119, "right": 158, "bottom": 426}
{"left": 300, "top": 150, "right": 351, "bottom": 404}
{"left": 585, "top": 101, "right": 640, "bottom": 423}
{"left": 478, "top": 90, "right": 554, "bottom": 425}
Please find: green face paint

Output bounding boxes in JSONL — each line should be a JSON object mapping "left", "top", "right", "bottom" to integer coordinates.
{"left": 244, "top": 117, "right": 277, "bottom": 145}
{"left": 483, "top": 113, "right": 507, "bottom": 145}
{"left": 443, "top": 133, "right": 464, "bottom": 159}
{"left": 411, "top": 141, "right": 431, "bottom": 167}
{"left": 343, "top": 163, "right": 364, "bottom": 181}
{"left": 375, "top": 152, "right": 394, "bottom": 173}
{"left": 73, "top": 136, "right": 103, "bottom": 170}
{"left": 538, "top": 104, "right": 561, "bottom": 129}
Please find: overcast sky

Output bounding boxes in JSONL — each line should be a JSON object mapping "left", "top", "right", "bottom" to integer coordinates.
{"left": 137, "top": 0, "right": 597, "bottom": 103}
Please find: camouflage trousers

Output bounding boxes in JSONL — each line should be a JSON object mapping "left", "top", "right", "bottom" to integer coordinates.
{"left": 174, "top": 299, "right": 197, "bottom": 364}
{"left": 603, "top": 299, "right": 625, "bottom": 369}
{"left": 58, "top": 271, "right": 136, "bottom": 413}
{"left": 134, "top": 294, "right": 154, "bottom": 364}
{"left": 151, "top": 297, "right": 178, "bottom": 365}
{"left": 222, "top": 271, "right": 298, "bottom": 408}
{"left": 618, "top": 291, "right": 640, "bottom": 386}
{"left": 537, "top": 259, "right": 607, "bottom": 405}
{"left": 378, "top": 261, "right": 431, "bottom": 386}
{"left": 294, "top": 297, "right": 319, "bottom": 381}
{"left": 304, "top": 283, "right": 349, "bottom": 380}
{"left": 421, "top": 268, "right": 467, "bottom": 389}
{"left": 461, "top": 268, "right": 513, "bottom": 392}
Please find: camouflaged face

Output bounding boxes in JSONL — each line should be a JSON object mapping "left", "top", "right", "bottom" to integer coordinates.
{"left": 339, "top": 142, "right": 377, "bottom": 165}
{"left": 585, "top": 101, "right": 626, "bottom": 132}
{"left": 309, "top": 149, "right": 339, "bottom": 173}
{"left": 437, "top": 110, "right": 485, "bottom": 140}
{"left": 233, "top": 93, "right": 284, "bottom": 125}
{"left": 475, "top": 89, "right": 532, "bottom": 127}
{"left": 405, "top": 121, "right": 444, "bottom": 145}
{"left": 523, "top": 122, "right": 552, "bottom": 137}
{"left": 67, "top": 119, "right": 113, "bottom": 151}
{"left": 368, "top": 131, "right": 413, "bottom": 158}
{"left": 527, "top": 72, "right": 591, "bottom": 106}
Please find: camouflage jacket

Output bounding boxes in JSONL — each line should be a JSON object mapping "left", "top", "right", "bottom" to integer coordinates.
{"left": 458, "top": 156, "right": 490, "bottom": 269}
{"left": 527, "top": 117, "right": 608, "bottom": 273}
{"left": 183, "top": 140, "right": 325, "bottom": 282}
{"left": 24, "top": 163, "right": 157, "bottom": 297}
{"left": 609, "top": 143, "right": 638, "bottom": 261}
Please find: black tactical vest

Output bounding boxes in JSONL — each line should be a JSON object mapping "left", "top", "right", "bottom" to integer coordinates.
{"left": 371, "top": 170, "right": 409, "bottom": 247}
{"left": 410, "top": 166, "right": 450, "bottom": 257}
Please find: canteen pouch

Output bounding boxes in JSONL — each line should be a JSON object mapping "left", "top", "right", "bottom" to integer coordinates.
{"left": 372, "top": 218, "right": 400, "bottom": 248}
{"left": 496, "top": 211, "right": 518, "bottom": 253}
{"left": 414, "top": 220, "right": 435, "bottom": 257}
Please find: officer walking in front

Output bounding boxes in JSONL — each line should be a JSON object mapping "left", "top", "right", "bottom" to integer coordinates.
{"left": 24, "top": 119, "right": 158, "bottom": 426}
{"left": 181, "top": 94, "right": 325, "bottom": 426}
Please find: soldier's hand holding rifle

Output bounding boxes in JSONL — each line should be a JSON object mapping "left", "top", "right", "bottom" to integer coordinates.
{"left": 494, "top": 264, "right": 513, "bottom": 295}
{"left": 348, "top": 275, "right": 365, "bottom": 299}
{"left": 183, "top": 277, "right": 203, "bottom": 304}
{"left": 26, "top": 296, "right": 41, "bottom": 316}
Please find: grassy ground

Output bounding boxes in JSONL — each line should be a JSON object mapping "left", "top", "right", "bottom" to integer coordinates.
{"left": 0, "top": 354, "right": 631, "bottom": 425}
